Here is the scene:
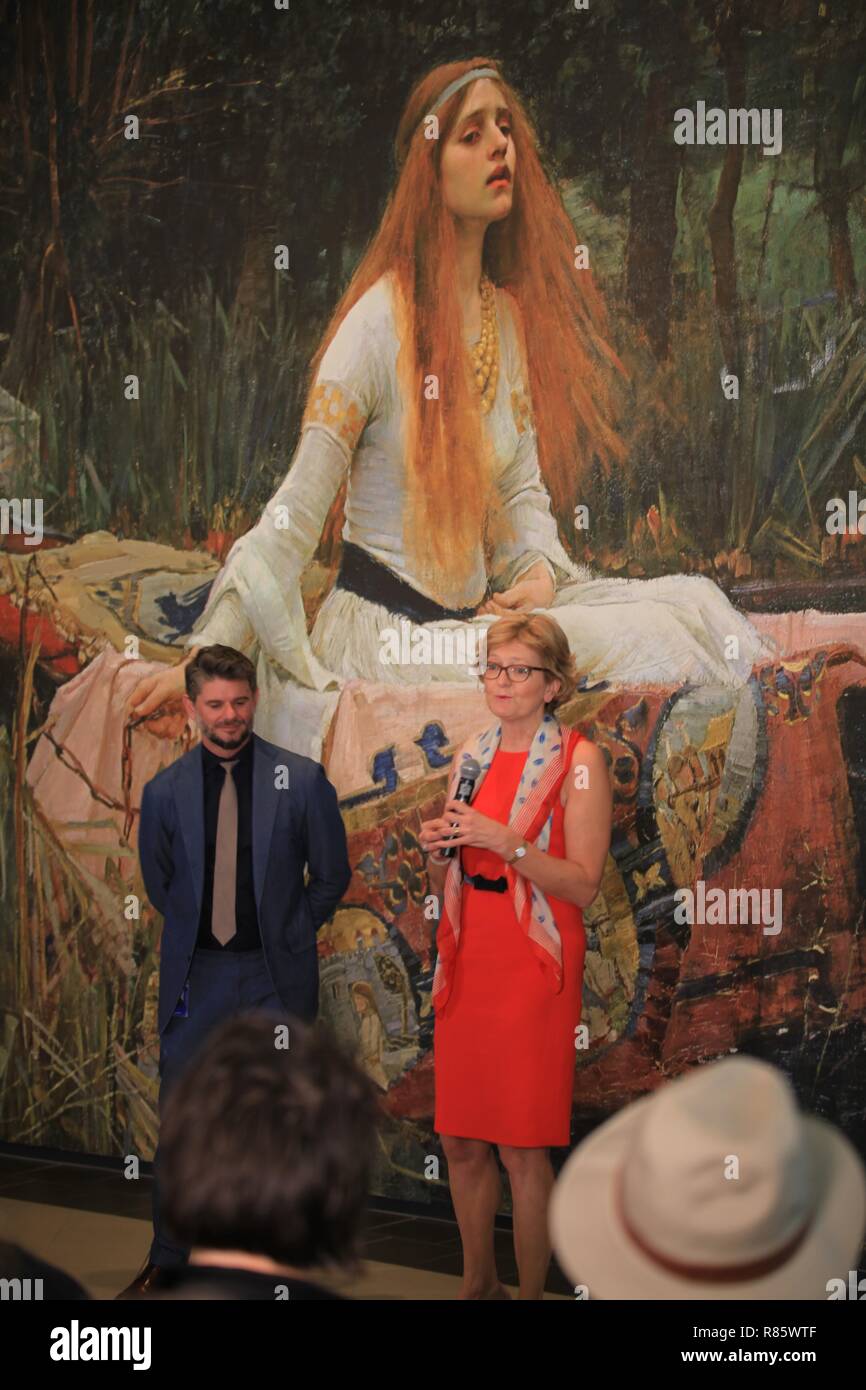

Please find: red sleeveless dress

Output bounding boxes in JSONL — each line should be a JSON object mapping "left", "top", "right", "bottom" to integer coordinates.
{"left": 433, "top": 738, "right": 587, "bottom": 1147}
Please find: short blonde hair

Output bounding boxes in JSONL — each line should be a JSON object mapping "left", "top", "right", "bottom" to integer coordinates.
{"left": 483, "top": 613, "right": 580, "bottom": 713}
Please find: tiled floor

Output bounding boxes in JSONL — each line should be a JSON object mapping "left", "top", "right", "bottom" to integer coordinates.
{"left": 0, "top": 1153, "right": 573, "bottom": 1300}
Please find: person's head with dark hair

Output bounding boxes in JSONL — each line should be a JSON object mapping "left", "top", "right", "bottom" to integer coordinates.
{"left": 183, "top": 644, "right": 258, "bottom": 756}
{"left": 159, "top": 1014, "right": 380, "bottom": 1279}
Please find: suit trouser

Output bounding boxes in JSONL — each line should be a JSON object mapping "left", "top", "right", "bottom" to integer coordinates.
{"left": 149, "top": 946, "right": 290, "bottom": 1267}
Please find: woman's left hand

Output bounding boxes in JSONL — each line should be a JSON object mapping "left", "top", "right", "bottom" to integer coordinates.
{"left": 427, "top": 798, "right": 511, "bottom": 856}
{"left": 477, "top": 561, "right": 554, "bottom": 616}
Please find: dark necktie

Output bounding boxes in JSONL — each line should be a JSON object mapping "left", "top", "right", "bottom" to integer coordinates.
{"left": 211, "top": 760, "right": 238, "bottom": 945}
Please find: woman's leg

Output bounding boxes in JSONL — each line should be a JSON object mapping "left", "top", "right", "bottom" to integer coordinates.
{"left": 498, "top": 1144, "right": 555, "bottom": 1300}
{"left": 440, "top": 1134, "right": 510, "bottom": 1299}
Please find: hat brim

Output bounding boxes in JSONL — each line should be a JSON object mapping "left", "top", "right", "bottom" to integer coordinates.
{"left": 549, "top": 1092, "right": 866, "bottom": 1300}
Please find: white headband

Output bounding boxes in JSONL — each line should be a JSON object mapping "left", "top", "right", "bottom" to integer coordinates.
{"left": 424, "top": 66, "right": 501, "bottom": 123}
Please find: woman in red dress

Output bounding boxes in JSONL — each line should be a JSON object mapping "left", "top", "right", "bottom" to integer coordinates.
{"left": 420, "top": 613, "right": 612, "bottom": 1300}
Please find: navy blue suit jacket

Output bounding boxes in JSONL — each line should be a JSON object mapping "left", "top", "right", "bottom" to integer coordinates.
{"left": 138, "top": 732, "right": 351, "bottom": 1034}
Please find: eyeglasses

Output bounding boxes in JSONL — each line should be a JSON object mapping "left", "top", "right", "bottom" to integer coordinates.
{"left": 480, "top": 662, "right": 549, "bottom": 683}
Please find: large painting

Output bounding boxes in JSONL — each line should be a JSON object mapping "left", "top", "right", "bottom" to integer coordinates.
{"left": 1, "top": 0, "right": 866, "bottom": 1210}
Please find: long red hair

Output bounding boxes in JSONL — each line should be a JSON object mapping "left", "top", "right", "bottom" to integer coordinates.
{"left": 310, "top": 57, "right": 628, "bottom": 596}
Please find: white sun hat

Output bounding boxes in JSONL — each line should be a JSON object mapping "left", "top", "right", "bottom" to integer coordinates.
{"left": 549, "top": 1056, "right": 866, "bottom": 1300}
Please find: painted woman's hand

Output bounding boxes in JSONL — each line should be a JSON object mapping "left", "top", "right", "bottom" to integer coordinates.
{"left": 477, "top": 561, "right": 554, "bottom": 616}
{"left": 125, "top": 649, "right": 199, "bottom": 740}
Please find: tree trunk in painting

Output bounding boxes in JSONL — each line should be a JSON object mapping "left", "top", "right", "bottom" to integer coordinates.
{"left": 0, "top": 251, "right": 45, "bottom": 400}
{"left": 813, "top": 55, "right": 861, "bottom": 309}
{"left": 625, "top": 68, "right": 681, "bottom": 361}
{"left": 1, "top": 4, "right": 57, "bottom": 399}
{"left": 706, "top": 13, "right": 746, "bottom": 375}
{"left": 230, "top": 209, "right": 278, "bottom": 346}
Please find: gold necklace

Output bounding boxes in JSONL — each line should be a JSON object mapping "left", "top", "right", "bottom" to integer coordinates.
{"left": 468, "top": 275, "right": 499, "bottom": 414}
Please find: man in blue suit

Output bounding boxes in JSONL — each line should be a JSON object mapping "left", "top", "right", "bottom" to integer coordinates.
{"left": 119, "top": 644, "right": 351, "bottom": 1295}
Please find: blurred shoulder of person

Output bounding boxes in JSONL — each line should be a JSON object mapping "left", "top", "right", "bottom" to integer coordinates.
{"left": 0, "top": 1240, "right": 90, "bottom": 1300}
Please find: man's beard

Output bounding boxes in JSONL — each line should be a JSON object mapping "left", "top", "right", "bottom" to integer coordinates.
{"left": 198, "top": 716, "right": 252, "bottom": 751}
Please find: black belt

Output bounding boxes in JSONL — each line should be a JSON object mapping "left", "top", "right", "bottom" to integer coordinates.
{"left": 463, "top": 871, "right": 508, "bottom": 893}
{"left": 336, "top": 541, "right": 487, "bottom": 624}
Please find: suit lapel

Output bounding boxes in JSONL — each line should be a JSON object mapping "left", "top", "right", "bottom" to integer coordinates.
{"left": 174, "top": 744, "right": 205, "bottom": 921}
{"left": 252, "top": 733, "right": 279, "bottom": 916}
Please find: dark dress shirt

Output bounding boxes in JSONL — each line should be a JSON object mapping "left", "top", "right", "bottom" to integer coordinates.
{"left": 195, "top": 735, "right": 261, "bottom": 951}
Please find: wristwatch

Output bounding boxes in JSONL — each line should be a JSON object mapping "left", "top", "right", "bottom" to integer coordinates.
{"left": 505, "top": 839, "right": 527, "bottom": 864}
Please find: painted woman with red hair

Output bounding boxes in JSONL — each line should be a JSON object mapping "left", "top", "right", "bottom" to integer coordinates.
{"left": 128, "top": 57, "right": 777, "bottom": 760}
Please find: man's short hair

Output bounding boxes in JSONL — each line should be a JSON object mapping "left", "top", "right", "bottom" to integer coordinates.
{"left": 185, "top": 644, "right": 257, "bottom": 702}
{"left": 159, "top": 1014, "right": 379, "bottom": 1268}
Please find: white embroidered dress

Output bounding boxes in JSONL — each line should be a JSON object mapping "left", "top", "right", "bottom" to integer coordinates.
{"left": 184, "top": 271, "right": 778, "bottom": 758}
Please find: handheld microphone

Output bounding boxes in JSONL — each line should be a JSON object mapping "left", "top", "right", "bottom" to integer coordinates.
{"left": 440, "top": 757, "right": 481, "bottom": 858}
